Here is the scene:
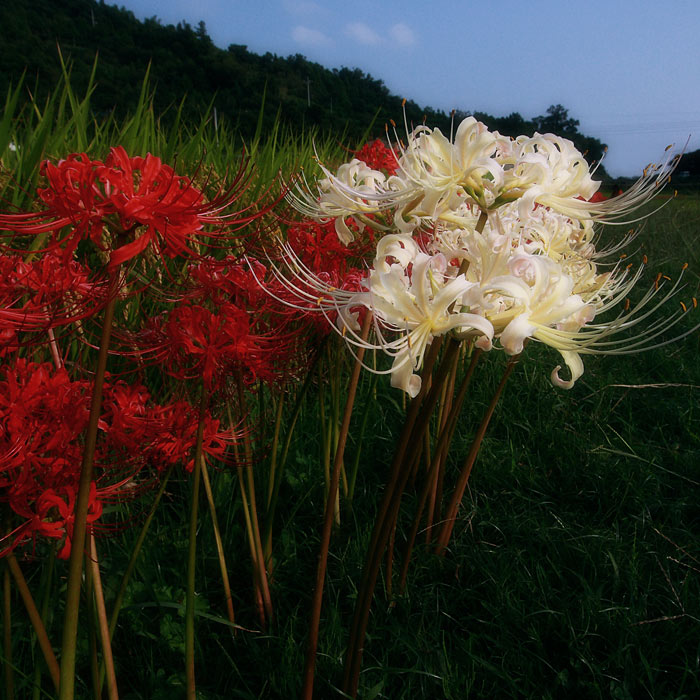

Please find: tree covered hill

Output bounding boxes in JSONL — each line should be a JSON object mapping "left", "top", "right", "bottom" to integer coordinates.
{"left": 1, "top": 0, "right": 607, "bottom": 171}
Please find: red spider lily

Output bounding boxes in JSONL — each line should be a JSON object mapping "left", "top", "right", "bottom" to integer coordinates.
{"left": 0, "top": 146, "right": 279, "bottom": 268}
{"left": 354, "top": 139, "right": 399, "bottom": 176}
{"left": 0, "top": 251, "right": 107, "bottom": 345}
{"left": 163, "top": 301, "right": 283, "bottom": 387}
{"left": 185, "top": 255, "right": 271, "bottom": 308}
{"left": 144, "top": 399, "right": 231, "bottom": 473}
{"left": 285, "top": 218, "right": 374, "bottom": 278}
{"left": 0, "top": 359, "right": 234, "bottom": 557}
{"left": 260, "top": 218, "right": 372, "bottom": 336}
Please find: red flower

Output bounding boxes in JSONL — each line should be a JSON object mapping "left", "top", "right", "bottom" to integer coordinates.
{"left": 354, "top": 139, "right": 398, "bottom": 176}
{"left": 0, "top": 251, "right": 106, "bottom": 346}
{"left": 163, "top": 301, "right": 281, "bottom": 387}
{"left": 0, "top": 147, "right": 276, "bottom": 269}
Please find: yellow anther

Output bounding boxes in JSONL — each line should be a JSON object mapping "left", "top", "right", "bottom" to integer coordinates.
{"left": 642, "top": 254, "right": 648, "bottom": 264}
{"left": 662, "top": 275, "right": 671, "bottom": 281}
{"left": 682, "top": 262, "right": 689, "bottom": 271}
{"left": 680, "top": 301, "right": 688, "bottom": 312}
{"left": 693, "top": 297, "right": 698, "bottom": 309}
{"left": 402, "top": 98, "right": 406, "bottom": 107}
{"left": 665, "top": 143, "right": 673, "bottom": 151}
{"left": 626, "top": 263, "right": 633, "bottom": 270}
{"left": 619, "top": 253, "right": 627, "bottom": 259}
{"left": 624, "top": 298, "right": 630, "bottom": 311}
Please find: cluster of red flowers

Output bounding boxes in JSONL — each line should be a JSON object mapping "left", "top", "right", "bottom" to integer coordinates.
{"left": 0, "top": 146, "right": 264, "bottom": 268}
{"left": 353, "top": 139, "right": 398, "bottom": 176}
{"left": 0, "top": 250, "right": 106, "bottom": 356}
{"left": 0, "top": 359, "right": 230, "bottom": 558}
{"left": 0, "top": 140, "right": 387, "bottom": 560}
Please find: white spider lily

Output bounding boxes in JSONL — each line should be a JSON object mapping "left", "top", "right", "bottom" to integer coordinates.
{"left": 396, "top": 117, "right": 509, "bottom": 213}
{"left": 360, "top": 235, "right": 493, "bottom": 396}
{"left": 499, "top": 133, "right": 600, "bottom": 218}
{"left": 287, "top": 156, "right": 419, "bottom": 243}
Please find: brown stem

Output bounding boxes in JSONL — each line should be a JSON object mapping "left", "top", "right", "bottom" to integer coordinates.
{"left": 300, "top": 311, "right": 372, "bottom": 700}
{"left": 434, "top": 354, "right": 519, "bottom": 555}
{"left": 342, "top": 336, "right": 456, "bottom": 697}
{"left": 59, "top": 271, "right": 120, "bottom": 700}
{"left": 236, "top": 378, "right": 273, "bottom": 626}
{"left": 3, "top": 563, "right": 14, "bottom": 700}
{"left": 201, "top": 457, "right": 235, "bottom": 626}
{"left": 186, "top": 388, "right": 209, "bottom": 700}
{"left": 398, "top": 348, "right": 482, "bottom": 591}
{"left": 84, "top": 548, "right": 100, "bottom": 700}
{"left": 6, "top": 554, "right": 60, "bottom": 692}
{"left": 89, "top": 535, "right": 119, "bottom": 700}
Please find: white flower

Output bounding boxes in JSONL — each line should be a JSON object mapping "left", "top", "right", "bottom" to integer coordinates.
{"left": 359, "top": 235, "right": 493, "bottom": 396}
{"left": 497, "top": 133, "right": 600, "bottom": 219}
{"left": 396, "top": 117, "right": 508, "bottom": 213}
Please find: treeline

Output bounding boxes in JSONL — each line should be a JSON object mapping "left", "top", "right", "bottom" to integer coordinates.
{"left": 1, "top": 0, "right": 608, "bottom": 172}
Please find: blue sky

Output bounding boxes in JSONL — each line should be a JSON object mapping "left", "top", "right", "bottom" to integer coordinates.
{"left": 114, "top": 0, "right": 700, "bottom": 177}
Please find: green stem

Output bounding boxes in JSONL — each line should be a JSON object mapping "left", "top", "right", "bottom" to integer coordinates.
{"left": 263, "top": 348, "right": 322, "bottom": 562}
{"left": 346, "top": 372, "right": 378, "bottom": 506}
{"left": 265, "top": 393, "right": 286, "bottom": 510}
{"left": 107, "top": 466, "right": 174, "bottom": 640}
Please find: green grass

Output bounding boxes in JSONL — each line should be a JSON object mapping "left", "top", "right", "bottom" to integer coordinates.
{"left": 1, "top": 77, "right": 700, "bottom": 699}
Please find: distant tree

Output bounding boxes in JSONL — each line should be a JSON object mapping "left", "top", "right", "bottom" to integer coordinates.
{"left": 534, "top": 104, "right": 580, "bottom": 136}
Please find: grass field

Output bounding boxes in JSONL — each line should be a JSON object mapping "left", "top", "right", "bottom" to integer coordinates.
{"left": 1, "top": 75, "right": 699, "bottom": 699}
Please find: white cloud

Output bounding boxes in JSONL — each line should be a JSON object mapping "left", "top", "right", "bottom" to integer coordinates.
{"left": 390, "top": 23, "right": 415, "bottom": 47}
{"left": 291, "top": 25, "right": 332, "bottom": 47}
{"left": 345, "top": 22, "right": 381, "bottom": 46}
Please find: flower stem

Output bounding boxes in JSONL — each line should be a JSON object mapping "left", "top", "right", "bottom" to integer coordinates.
{"left": 263, "top": 348, "right": 323, "bottom": 562}
{"left": 3, "top": 562, "right": 14, "bottom": 700}
{"left": 300, "top": 311, "right": 372, "bottom": 700}
{"left": 185, "top": 387, "right": 209, "bottom": 700}
{"left": 59, "top": 273, "right": 119, "bottom": 700}
{"left": 33, "top": 542, "right": 56, "bottom": 700}
{"left": 107, "top": 466, "right": 174, "bottom": 640}
{"left": 398, "top": 348, "right": 481, "bottom": 591}
{"left": 6, "top": 553, "right": 60, "bottom": 692}
{"left": 88, "top": 535, "right": 118, "bottom": 700}
{"left": 434, "top": 354, "right": 519, "bottom": 555}
{"left": 342, "top": 336, "right": 453, "bottom": 697}
{"left": 201, "top": 456, "right": 235, "bottom": 626}
{"left": 236, "top": 376, "right": 273, "bottom": 626}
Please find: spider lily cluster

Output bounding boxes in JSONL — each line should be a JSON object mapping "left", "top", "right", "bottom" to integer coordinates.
{"left": 287, "top": 117, "right": 692, "bottom": 397}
